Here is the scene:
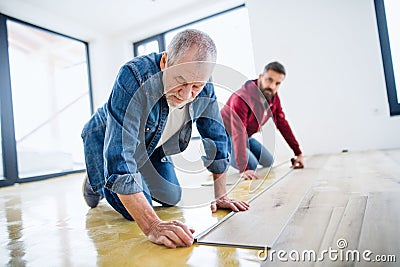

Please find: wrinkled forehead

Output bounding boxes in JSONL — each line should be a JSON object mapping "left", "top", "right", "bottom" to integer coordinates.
{"left": 164, "top": 61, "right": 215, "bottom": 83}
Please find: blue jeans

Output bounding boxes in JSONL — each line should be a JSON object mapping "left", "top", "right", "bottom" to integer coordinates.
{"left": 103, "top": 147, "right": 181, "bottom": 221}
{"left": 227, "top": 136, "right": 274, "bottom": 171}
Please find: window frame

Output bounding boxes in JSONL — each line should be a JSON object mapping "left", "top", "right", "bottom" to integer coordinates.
{"left": 133, "top": 34, "right": 165, "bottom": 57}
{"left": 133, "top": 4, "right": 245, "bottom": 57}
{"left": 0, "top": 13, "right": 94, "bottom": 187}
{"left": 374, "top": 0, "right": 400, "bottom": 116}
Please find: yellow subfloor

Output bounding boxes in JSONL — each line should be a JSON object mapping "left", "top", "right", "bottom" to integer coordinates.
{"left": 0, "top": 165, "right": 287, "bottom": 267}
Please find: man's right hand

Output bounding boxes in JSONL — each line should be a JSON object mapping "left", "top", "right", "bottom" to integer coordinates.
{"left": 146, "top": 220, "right": 195, "bottom": 248}
{"left": 240, "top": 170, "right": 261, "bottom": 180}
{"left": 118, "top": 192, "right": 194, "bottom": 249}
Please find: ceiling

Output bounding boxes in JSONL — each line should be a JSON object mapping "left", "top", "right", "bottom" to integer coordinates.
{"left": 0, "top": 0, "right": 244, "bottom": 40}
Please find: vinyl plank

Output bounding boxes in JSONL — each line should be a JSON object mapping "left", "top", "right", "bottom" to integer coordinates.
{"left": 309, "top": 150, "right": 400, "bottom": 197}
{"left": 195, "top": 155, "right": 329, "bottom": 249}
{"left": 382, "top": 149, "right": 400, "bottom": 165}
{"left": 262, "top": 207, "right": 333, "bottom": 267}
{"left": 327, "top": 195, "right": 368, "bottom": 267}
{"left": 355, "top": 192, "right": 400, "bottom": 267}
{"left": 315, "top": 206, "right": 345, "bottom": 258}
{"left": 370, "top": 150, "right": 400, "bottom": 183}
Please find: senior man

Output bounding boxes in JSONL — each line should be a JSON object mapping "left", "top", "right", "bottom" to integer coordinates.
{"left": 81, "top": 29, "right": 249, "bottom": 248}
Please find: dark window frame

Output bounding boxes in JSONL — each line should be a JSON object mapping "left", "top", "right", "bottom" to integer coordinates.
{"left": 0, "top": 13, "right": 94, "bottom": 187}
{"left": 374, "top": 0, "right": 400, "bottom": 116}
{"left": 133, "top": 34, "right": 165, "bottom": 57}
{"left": 133, "top": 4, "right": 245, "bottom": 57}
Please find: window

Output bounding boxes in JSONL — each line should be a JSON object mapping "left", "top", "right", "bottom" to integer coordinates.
{"left": 134, "top": 35, "right": 165, "bottom": 57}
{"left": 132, "top": 5, "right": 257, "bottom": 183}
{"left": 164, "top": 6, "right": 256, "bottom": 81}
{"left": 136, "top": 40, "right": 160, "bottom": 56}
{"left": 163, "top": 6, "right": 256, "bottom": 139}
{"left": 133, "top": 4, "right": 255, "bottom": 133}
{"left": 0, "top": 14, "right": 93, "bottom": 186}
{"left": 133, "top": 5, "right": 255, "bottom": 78}
{"left": 374, "top": 0, "right": 400, "bottom": 116}
{"left": 0, "top": 121, "right": 3, "bottom": 180}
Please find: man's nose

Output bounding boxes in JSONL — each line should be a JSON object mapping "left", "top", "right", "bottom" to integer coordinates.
{"left": 179, "top": 84, "right": 193, "bottom": 100}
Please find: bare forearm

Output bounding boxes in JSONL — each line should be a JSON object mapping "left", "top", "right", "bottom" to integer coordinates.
{"left": 213, "top": 172, "right": 227, "bottom": 199}
{"left": 117, "top": 192, "right": 159, "bottom": 234}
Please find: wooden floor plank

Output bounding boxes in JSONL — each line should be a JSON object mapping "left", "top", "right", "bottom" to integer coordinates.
{"left": 383, "top": 149, "right": 400, "bottom": 165}
{"left": 315, "top": 206, "right": 345, "bottom": 260}
{"left": 371, "top": 150, "right": 400, "bottom": 182}
{"left": 326, "top": 195, "right": 368, "bottom": 267}
{"left": 347, "top": 150, "right": 400, "bottom": 192}
{"left": 355, "top": 192, "right": 400, "bottom": 267}
{"left": 307, "top": 151, "right": 400, "bottom": 201}
{"left": 262, "top": 207, "right": 333, "bottom": 267}
{"left": 196, "top": 155, "right": 329, "bottom": 249}
{"left": 194, "top": 149, "right": 400, "bottom": 265}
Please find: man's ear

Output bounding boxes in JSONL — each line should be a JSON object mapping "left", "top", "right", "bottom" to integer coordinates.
{"left": 160, "top": 52, "right": 167, "bottom": 70}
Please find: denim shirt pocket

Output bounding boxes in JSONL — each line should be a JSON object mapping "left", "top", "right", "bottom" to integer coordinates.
{"left": 144, "top": 120, "right": 157, "bottom": 133}
{"left": 144, "top": 119, "right": 158, "bottom": 146}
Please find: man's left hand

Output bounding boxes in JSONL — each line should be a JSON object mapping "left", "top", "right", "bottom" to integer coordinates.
{"left": 291, "top": 154, "right": 304, "bottom": 169}
{"left": 210, "top": 196, "right": 249, "bottom": 213}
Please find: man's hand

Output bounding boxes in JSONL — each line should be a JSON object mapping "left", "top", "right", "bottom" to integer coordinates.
{"left": 210, "top": 195, "right": 249, "bottom": 213}
{"left": 146, "top": 219, "right": 195, "bottom": 248}
{"left": 240, "top": 170, "right": 262, "bottom": 180}
{"left": 212, "top": 172, "right": 249, "bottom": 213}
{"left": 291, "top": 154, "right": 304, "bottom": 169}
{"left": 118, "top": 192, "right": 194, "bottom": 248}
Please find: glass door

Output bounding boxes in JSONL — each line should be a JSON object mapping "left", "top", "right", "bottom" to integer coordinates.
{"left": 0, "top": 121, "right": 3, "bottom": 180}
{"left": 6, "top": 20, "right": 92, "bottom": 178}
{"left": 0, "top": 14, "right": 93, "bottom": 186}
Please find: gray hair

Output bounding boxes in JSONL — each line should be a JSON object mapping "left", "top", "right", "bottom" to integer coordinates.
{"left": 166, "top": 29, "right": 217, "bottom": 66}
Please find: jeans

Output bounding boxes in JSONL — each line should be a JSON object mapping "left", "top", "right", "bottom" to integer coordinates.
{"left": 227, "top": 136, "right": 274, "bottom": 171}
{"left": 103, "top": 147, "right": 181, "bottom": 221}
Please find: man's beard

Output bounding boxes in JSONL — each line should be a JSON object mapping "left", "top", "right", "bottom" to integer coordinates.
{"left": 261, "top": 89, "right": 274, "bottom": 101}
{"left": 258, "top": 80, "right": 274, "bottom": 101}
{"left": 165, "top": 92, "right": 194, "bottom": 108}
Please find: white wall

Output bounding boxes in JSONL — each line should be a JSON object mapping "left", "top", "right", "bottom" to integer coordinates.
{"left": 88, "top": 2, "right": 247, "bottom": 108}
{"left": 2, "top": 0, "right": 399, "bottom": 158}
{"left": 89, "top": 0, "right": 246, "bottom": 108}
{"left": 87, "top": 38, "right": 128, "bottom": 108}
{"left": 246, "top": 0, "right": 400, "bottom": 157}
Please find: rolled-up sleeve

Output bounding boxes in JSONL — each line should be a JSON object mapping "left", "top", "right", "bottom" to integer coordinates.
{"left": 103, "top": 65, "right": 145, "bottom": 195}
{"left": 106, "top": 173, "right": 146, "bottom": 195}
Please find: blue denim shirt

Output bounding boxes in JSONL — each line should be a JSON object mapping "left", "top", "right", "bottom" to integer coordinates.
{"left": 82, "top": 53, "right": 229, "bottom": 195}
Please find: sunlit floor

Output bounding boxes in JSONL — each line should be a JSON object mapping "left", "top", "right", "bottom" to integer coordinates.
{"left": 0, "top": 162, "right": 284, "bottom": 267}
{"left": 1, "top": 149, "right": 399, "bottom": 267}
